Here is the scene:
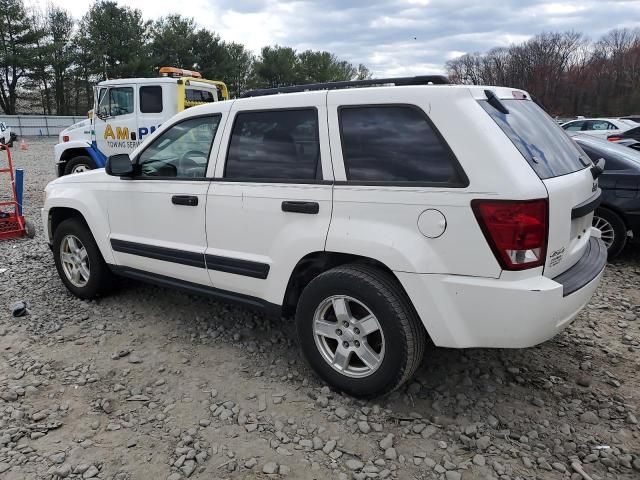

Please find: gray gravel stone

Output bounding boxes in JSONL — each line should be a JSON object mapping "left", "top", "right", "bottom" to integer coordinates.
{"left": 580, "top": 411, "right": 599, "bottom": 424}
{"left": 263, "top": 462, "right": 278, "bottom": 474}
{"left": 83, "top": 465, "right": 99, "bottom": 478}
{"left": 379, "top": 433, "right": 394, "bottom": 450}
{"left": 346, "top": 459, "right": 364, "bottom": 470}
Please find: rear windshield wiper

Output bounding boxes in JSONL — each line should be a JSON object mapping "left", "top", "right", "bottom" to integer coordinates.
{"left": 484, "top": 90, "right": 509, "bottom": 114}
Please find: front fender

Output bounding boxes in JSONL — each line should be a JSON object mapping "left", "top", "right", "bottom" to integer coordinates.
{"left": 44, "top": 184, "right": 114, "bottom": 264}
{"left": 54, "top": 140, "right": 91, "bottom": 163}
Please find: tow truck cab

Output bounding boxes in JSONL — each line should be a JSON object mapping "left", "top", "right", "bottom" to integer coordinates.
{"left": 55, "top": 67, "right": 229, "bottom": 176}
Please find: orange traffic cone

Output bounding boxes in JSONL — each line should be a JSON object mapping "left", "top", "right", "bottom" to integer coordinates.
{"left": 20, "top": 138, "right": 28, "bottom": 150}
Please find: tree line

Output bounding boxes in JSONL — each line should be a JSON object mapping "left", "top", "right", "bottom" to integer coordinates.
{"left": 446, "top": 29, "right": 640, "bottom": 117}
{"left": 0, "top": 0, "right": 371, "bottom": 115}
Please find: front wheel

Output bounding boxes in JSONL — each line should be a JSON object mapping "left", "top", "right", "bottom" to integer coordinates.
{"left": 64, "top": 156, "right": 96, "bottom": 175}
{"left": 593, "top": 208, "right": 627, "bottom": 258}
{"left": 52, "top": 218, "right": 114, "bottom": 298}
{"left": 296, "top": 264, "right": 426, "bottom": 398}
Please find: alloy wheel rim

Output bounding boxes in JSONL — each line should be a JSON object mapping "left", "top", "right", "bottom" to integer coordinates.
{"left": 593, "top": 215, "right": 615, "bottom": 249}
{"left": 60, "top": 235, "right": 90, "bottom": 287}
{"left": 72, "top": 164, "right": 89, "bottom": 173}
{"left": 312, "top": 295, "right": 385, "bottom": 378}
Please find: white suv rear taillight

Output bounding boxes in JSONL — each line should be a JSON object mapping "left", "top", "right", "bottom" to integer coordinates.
{"left": 472, "top": 199, "right": 548, "bottom": 271}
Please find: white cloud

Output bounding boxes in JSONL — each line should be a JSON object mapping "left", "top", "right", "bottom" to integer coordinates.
{"left": 30, "top": 0, "right": 640, "bottom": 77}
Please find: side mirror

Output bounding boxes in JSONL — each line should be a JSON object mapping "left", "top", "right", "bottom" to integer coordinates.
{"left": 106, "top": 154, "right": 134, "bottom": 177}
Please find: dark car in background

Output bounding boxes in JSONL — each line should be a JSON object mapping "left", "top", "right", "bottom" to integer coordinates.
{"left": 607, "top": 125, "right": 640, "bottom": 146}
{"left": 572, "top": 134, "right": 640, "bottom": 257}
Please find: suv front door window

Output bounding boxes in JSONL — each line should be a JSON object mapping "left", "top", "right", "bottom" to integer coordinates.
{"left": 137, "top": 115, "right": 220, "bottom": 178}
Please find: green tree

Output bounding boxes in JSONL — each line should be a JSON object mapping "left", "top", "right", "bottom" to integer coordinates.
{"left": 254, "top": 45, "right": 299, "bottom": 88}
{"left": 25, "top": 9, "right": 52, "bottom": 114}
{"left": 0, "top": 0, "right": 44, "bottom": 114}
{"left": 48, "top": 6, "right": 74, "bottom": 114}
{"left": 150, "top": 14, "right": 198, "bottom": 70}
{"left": 192, "top": 28, "right": 226, "bottom": 78}
{"left": 218, "top": 41, "right": 253, "bottom": 97}
{"left": 355, "top": 63, "right": 372, "bottom": 80}
{"left": 296, "top": 50, "right": 356, "bottom": 83}
{"left": 76, "top": 1, "right": 151, "bottom": 80}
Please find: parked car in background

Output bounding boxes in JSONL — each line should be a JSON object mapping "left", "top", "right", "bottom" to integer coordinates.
{"left": 561, "top": 118, "right": 635, "bottom": 138}
{"left": 572, "top": 134, "right": 640, "bottom": 257}
{"left": 0, "top": 121, "right": 16, "bottom": 147}
{"left": 607, "top": 125, "right": 640, "bottom": 143}
{"left": 613, "top": 138, "right": 640, "bottom": 152}
{"left": 620, "top": 115, "right": 640, "bottom": 124}
{"left": 562, "top": 118, "right": 636, "bottom": 137}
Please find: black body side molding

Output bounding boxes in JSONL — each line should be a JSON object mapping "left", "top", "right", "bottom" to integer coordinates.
{"left": 110, "top": 239, "right": 270, "bottom": 279}
{"left": 109, "top": 265, "right": 281, "bottom": 317}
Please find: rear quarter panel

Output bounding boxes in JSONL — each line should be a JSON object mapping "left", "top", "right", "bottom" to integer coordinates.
{"left": 326, "top": 86, "right": 548, "bottom": 276}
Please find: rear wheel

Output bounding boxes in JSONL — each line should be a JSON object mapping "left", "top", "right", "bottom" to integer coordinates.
{"left": 593, "top": 207, "right": 627, "bottom": 258}
{"left": 64, "top": 156, "right": 96, "bottom": 175}
{"left": 296, "top": 264, "right": 426, "bottom": 398}
{"left": 52, "top": 218, "right": 114, "bottom": 298}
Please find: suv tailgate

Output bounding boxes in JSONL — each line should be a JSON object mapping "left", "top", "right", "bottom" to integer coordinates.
{"left": 478, "top": 90, "right": 600, "bottom": 278}
{"left": 543, "top": 168, "right": 600, "bottom": 277}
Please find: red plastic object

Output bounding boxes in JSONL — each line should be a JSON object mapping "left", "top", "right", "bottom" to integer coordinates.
{"left": 0, "top": 144, "right": 27, "bottom": 240}
{"left": 472, "top": 198, "right": 548, "bottom": 271}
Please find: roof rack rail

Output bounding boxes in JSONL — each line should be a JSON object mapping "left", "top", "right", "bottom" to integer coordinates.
{"left": 241, "top": 75, "right": 449, "bottom": 98}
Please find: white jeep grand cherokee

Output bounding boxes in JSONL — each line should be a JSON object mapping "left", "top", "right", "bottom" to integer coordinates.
{"left": 42, "top": 76, "right": 607, "bottom": 397}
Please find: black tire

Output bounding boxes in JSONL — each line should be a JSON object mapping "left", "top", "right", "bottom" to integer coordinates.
{"left": 24, "top": 219, "right": 36, "bottom": 239}
{"left": 593, "top": 207, "right": 627, "bottom": 258}
{"left": 296, "top": 264, "right": 426, "bottom": 398}
{"left": 64, "top": 156, "right": 96, "bottom": 175}
{"left": 52, "top": 218, "right": 114, "bottom": 299}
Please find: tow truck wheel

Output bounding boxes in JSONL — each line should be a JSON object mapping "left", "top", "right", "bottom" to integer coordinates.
{"left": 64, "top": 156, "right": 96, "bottom": 175}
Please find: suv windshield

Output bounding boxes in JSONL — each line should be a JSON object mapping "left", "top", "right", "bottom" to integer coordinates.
{"left": 480, "top": 99, "right": 588, "bottom": 179}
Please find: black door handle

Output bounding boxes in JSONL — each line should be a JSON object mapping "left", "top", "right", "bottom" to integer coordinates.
{"left": 282, "top": 201, "right": 319, "bottom": 214}
{"left": 172, "top": 195, "right": 198, "bottom": 206}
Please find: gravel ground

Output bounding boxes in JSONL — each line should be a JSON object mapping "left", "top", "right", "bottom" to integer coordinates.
{"left": 0, "top": 137, "right": 639, "bottom": 480}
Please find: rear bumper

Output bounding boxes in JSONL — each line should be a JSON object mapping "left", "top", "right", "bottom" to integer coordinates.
{"left": 397, "top": 238, "right": 606, "bottom": 349}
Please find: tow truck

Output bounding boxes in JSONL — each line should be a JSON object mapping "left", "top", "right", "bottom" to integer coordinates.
{"left": 55, "top": 67, "right": 229, "bottom": 176}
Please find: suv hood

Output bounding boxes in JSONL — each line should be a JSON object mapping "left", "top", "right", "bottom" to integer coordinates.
{"left": 48, "top": 168, "right": 110, "bottom": 185}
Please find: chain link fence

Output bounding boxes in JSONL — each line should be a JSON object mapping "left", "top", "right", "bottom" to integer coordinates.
{"left": 0, "top": 115, "right": 87, "bottom": 137}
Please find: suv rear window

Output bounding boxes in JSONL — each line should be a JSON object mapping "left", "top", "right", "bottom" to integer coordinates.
{"left": 480, "top": 99, "right": 588, "bottom": 179}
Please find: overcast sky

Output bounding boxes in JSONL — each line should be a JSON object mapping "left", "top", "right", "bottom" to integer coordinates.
{"left": 33, "top": 0, "right": 640, "bottom": 76}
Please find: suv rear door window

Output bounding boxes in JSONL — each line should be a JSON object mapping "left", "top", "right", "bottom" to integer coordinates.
{"left": 339, "top": 105, "right": 464, "bottom": 184}
{"left": 225, "top": 109, "right": 320, "bottom": 181}
{"left": 480, "top": 99, "right": 588, "bottom": 179}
